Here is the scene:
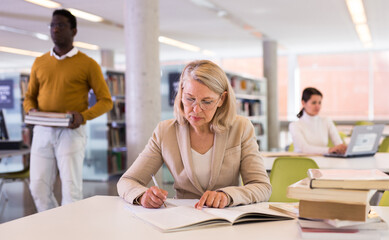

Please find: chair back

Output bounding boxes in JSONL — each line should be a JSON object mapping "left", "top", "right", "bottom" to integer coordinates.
{"left": 287, "top": 143, "right": 294, "bottom": 152}
{"left": 379, "top": 191, "right": 389, "bottom": 206}
{"left": 378, "top": 137, "right": 389, "bottom": 153}
{"left": 355, "top": 121, "right": 374, "bottom": 126}
{"left": 268, "top": 157, "right": 319, "bottom": 202}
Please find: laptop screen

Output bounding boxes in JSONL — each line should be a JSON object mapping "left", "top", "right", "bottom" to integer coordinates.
{"left": 346, "top": 124, "right": 385, "bottom": 155}
{"left": 352, "top": 133, "right": 379, "bottom": 152}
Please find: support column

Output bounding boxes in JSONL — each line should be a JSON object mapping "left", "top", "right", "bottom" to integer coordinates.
{"left": 287, "top": 54, "right": 299, "bottom": 120}
{"left": 100, "top": 49, "right": 114, "bottom": 68}
{"left": 124, "top": 0, "right": 160, "bottom": 166}
{"left": 263, "top": 40, "right": 279, "bottom": 151}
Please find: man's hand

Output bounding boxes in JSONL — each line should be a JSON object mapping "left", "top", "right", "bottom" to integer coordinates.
{"left": 28, "top": 108, "right": 38, "bottom": 114}
{"left": 67, "top": 111, "right": 83, "bottom": 129}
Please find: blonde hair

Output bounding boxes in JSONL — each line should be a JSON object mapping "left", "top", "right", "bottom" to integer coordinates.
{"left": 174, "top": 60, "right": 237, "bottom": 133}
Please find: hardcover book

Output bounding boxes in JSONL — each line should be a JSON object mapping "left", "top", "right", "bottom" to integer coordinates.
{"left": 308, "top": 169, "right": 389, "bottom": 190}
{"left": 299, "top": 200, "right": 369, "bottom": 221}
{"left": 287, "top": 178, "right": 376, "bottom": 204}
{"left": 25, "top": 111, "right": 73, "bottom": 127}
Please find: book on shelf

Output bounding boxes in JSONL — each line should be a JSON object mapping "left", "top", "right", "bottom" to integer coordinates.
{"left": 287, "top": 178, "right": 376, "bottom": 204}
{"left": 25, "top": 111, "right": 73, "bottom": 127}
{"left": 19, "top": 75, "right": 29, "bottom": 98}
{"left": 125, "top": 199, "right": 293, "bottom": 232}
{"left": 308, "top": 169, "right": 389, "bottom": 190}
{"left": 299, "top": 200, "right": 369, "bottom": 221}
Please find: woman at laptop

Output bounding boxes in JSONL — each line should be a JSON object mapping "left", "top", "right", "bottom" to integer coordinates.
{"left": 289, "top": 87, "right": 347, "bottom": 154}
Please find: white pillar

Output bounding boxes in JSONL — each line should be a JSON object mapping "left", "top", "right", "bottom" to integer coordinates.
{"left": 124, "top": 0, "right": 160, "bottom": 166}
{"left": 100, "top": 49, "right": 114, "bottom": 68}
{"left": 263, "top": 40, "right": 279, "bottom": 151}
{"left": 287, "top": 54, "right": 299, "bottom": 120}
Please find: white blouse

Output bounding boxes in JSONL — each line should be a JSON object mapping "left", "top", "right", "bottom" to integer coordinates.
{"left": 191, "top": 147, "right": 213, "bottom": 190}
{"left": 289, "top": 111, "right": 342, "bottom": 154}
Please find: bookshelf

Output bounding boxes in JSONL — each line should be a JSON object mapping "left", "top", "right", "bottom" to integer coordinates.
{"left": 19, "top": 73, "right": 33, "bottom": 147}
{"left": 83, "top": 69, "right": 127, "bottom": 181}
{"left": 227, "top": 72, "right": 268, "bottom": 151}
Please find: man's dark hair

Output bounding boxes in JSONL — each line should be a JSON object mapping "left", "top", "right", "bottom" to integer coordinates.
{"left": 53, "top": 9, "right": 77, "bottom": 29}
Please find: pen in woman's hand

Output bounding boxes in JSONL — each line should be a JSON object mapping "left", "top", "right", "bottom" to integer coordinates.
{"left": 151, "top": 174, "right": 167, "bottom": 207}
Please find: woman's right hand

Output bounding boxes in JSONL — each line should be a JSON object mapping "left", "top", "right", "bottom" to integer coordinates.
{"left": 140, "top": 186, "right": 168, "bottom": 208}
{"left": 329, "top": 144, "right": 347, "bottom": 154}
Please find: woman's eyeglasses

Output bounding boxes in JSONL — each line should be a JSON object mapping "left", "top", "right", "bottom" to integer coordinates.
{"left": 181, "top": 94, "right": 221, "bottom": 111}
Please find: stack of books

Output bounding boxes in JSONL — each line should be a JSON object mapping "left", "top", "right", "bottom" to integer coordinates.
{"left": 25, "top": 111, "right": 73, "bottom": 127}
{"left": 285, "top": 169, "right": 389, "bottom": 239}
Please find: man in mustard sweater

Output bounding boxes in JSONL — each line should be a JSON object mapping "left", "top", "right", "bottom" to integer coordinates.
{"left": 23, "top": 9, "right": 113, "bottom": 212}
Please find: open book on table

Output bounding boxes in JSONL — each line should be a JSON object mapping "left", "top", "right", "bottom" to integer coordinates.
{"left": 125, "top": 199, "right": 293, "bottom": 232}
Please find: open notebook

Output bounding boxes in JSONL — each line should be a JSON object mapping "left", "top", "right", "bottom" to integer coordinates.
{"left": 324, "top": 124, "right": 384, "bottom": 158}
{"left": 125, "top": 199, "right": 293, "bottom": 232}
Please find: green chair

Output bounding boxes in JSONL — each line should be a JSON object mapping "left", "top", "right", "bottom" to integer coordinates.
{"left": 355, "top": 121, "right": 374, "bottom": 126}
{"left": 0, "top": 167, "right": 30, "bottom": 205}
{"left": 287, "top": 143, "right": 294, "bottom": 152}
{"left": 268, "top": 157, "right": 319, "bottom": 202}
{"left": 379, "top": 191, "right": 389, "bottom": 206}
{"left": 378, "top": 137, "right": 389, "bottom": 153}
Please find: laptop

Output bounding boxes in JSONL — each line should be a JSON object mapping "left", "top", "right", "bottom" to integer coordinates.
{"left": 324, "top": 124, "right": 385, "bottom": 158}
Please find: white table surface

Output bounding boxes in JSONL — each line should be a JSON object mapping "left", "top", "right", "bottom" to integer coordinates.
{"left": 0, "top": 195, "right": 388, "bottom": 240}
{"left": 262, "top": 152, "right": 389, "bottom": 173}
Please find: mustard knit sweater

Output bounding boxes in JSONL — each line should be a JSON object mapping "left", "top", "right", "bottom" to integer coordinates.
{"left": 23, "top": 51, "right": 113, "bottom": 123}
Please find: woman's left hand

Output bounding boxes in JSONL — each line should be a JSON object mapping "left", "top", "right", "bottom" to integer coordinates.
{"left": 195, "top": 191, "right": 229, "bottom": 210}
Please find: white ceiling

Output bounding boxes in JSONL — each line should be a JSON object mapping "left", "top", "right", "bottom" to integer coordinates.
{"left": 0, "top": 0, "right": 388, "bottom": 70}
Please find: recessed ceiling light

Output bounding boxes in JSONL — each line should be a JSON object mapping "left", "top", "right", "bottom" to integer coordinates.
{"left": 24, "top": 0, "right": 61, "bottom": 8}
{"left": 0, "top": 46, "right": 43, "bottom": 57}
{"left": 346, "top": 0, "right": 367, "bottom": 24}
{"left": 158, "top": 36, "right": 200, "bottom": 52}
{"left": 345, "top": 0, "right": 372, "bottom": 48}
{"left": 0, "top": 25, "right": 49, "bottom": 41}
{"left": 67, "top": 8, "right": 104, "bottom": 22}
{"left": 73, "top": 41, "right": 100, "bottom": 50}
{"left": 355, "top": 23, "right": 372, "bottom": 42}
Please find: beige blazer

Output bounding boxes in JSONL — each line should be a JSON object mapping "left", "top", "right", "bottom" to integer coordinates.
{"left": 117, "top": 116, "right": 271, "bottom": 206}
